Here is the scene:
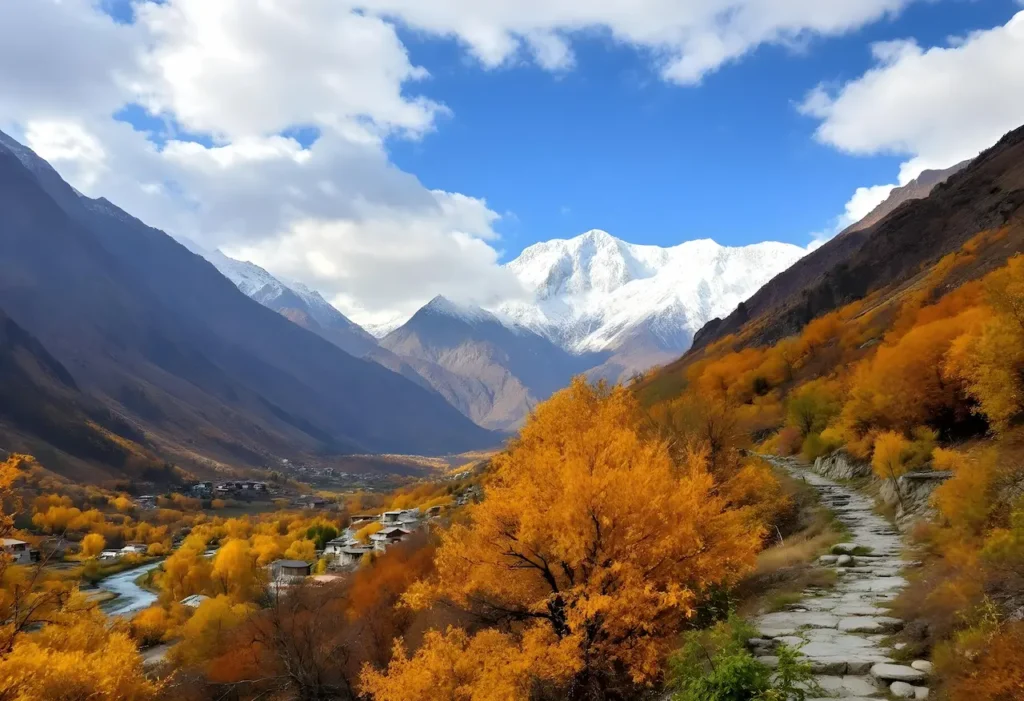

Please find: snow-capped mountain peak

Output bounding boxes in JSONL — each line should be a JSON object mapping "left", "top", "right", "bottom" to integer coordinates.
{"left": 498, "top": 230, "right": 806, "bottom": 354}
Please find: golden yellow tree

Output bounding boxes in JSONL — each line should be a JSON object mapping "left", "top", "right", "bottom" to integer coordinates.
{"left": 0, "top": 456, "right": 160, "bottom": 698}
{"left": 0, "top": 604, "right": 161, "bottom": 700}
{"left": 172, "top": 594, "right": 254, "bottom": 667}
{"left": 212, "top": 539, "right": 262, "bottom": 602}
{"left": 284, "top": 538, "right": 316, "bottom": 562}
{"left": 159, "top": 535, "right": 212, "bottom": 602}
{"left": 81, "top": 532, "right": 106, "bottom": 559}
{"left": 391, "top": 379, "right": 762, "bottom": 697}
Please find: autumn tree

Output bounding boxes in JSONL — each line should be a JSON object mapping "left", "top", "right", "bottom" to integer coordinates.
{"left": 211, "top": 539, "right": 262, "bottom": 602}
{"left": 786, "top": 380, "right": 841, "bottom": 438}
{"left": 0, "top": 456, "right": 159, "bottom": 698}
{"left": 159, "top": 535, "right": 212, "bottom": 602}
{"left": 362, "top": 626, "right": 580, "bottom": 701}
{"left": 944, "top": 256, "right": 1024, "bottom": 431}
{"left": 0, "top": 604, "right": 161, "bottom": 700}
{"left": 172, "top": 595, "right": 254, "bottom": 668}
{"left": 872, "top": 431, "right": 911, "bottom": 511}
{"left": 80, "top": 532, "right": 106, "bottom": 558}
{"left": 381, "top": 379, "right": 762, "bottom": 698}
{"left": 842, "top": 310, "right": 984, "bottom": 442}
{"left": 211, "top": 582, "right": 363, "bottom": 700}
{"left": 0, "top": 456, "right": 76, "bottom": 655}
{"left": 284, "top": 538, "right": 316, "bottom": 563}
{"left": 347, "top": 537, "right": 437, "bottom": 669}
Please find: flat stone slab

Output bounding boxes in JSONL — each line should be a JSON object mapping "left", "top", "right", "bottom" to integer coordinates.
{"left": 870, "top": 663, "right": 928, "bottom": 683}
{"left": 838, "top": 616, "right": 903, "bottom": 633}
{"left": 758, "top": 611, "right": 839, "bottom": 631}
{"left": 844, "top": 576, "right": 908, "bottom": 592}
{"left": 833, "top": 604, "right": 887, "bottom": 616}
{"left": 814, "top": 674, "right": 883, "bottom": 697}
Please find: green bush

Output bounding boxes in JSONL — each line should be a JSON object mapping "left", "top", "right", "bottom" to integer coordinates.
{"left": 669, "top": 616, "right": 820, "bottom": 701}
{"left": 800, "top": 432, "right": 842, "bottom": 462}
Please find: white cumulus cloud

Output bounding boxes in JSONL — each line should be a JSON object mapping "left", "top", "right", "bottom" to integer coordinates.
{"left": 801, "top": 11, "right": 1024, "bottom": 244}
{"left": 0, "top": 0, "right": 943, "bottom": 323}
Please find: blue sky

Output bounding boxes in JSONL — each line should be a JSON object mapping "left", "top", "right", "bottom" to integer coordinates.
{"left": 386, "top": 0, "right": 1021, "bottom": 256}
{"left": 4, "top": 0, "right": 1024, "bottom": 323}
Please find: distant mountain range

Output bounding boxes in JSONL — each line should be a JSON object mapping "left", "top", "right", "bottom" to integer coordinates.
{"left": 200, "top": 228, "right": 808, "bottom": 428}
{"left": 184, "top": 160, "right": 975, "bottom": 433}
{"left": 0, "top": 122, "right": 975, "bottom": 474}
{"left": 496, "top": 230, "right": 807, "bottom": 382}
{"left": 0, "top": 130, "right": 496, "bottom": 482}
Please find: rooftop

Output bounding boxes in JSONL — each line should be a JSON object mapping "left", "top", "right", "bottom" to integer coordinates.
{"left": 273, "top": 559, "right": 311, "bottom": 568}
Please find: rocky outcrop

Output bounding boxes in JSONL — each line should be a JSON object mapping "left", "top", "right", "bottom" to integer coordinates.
{"left": 878, "top": 471, "right": 952, "bottom": 529}
{"left": 811, "top": 451, "right": 951, "bottom": 531}
{"left": 812, "top": 450, "right": 872, "bottom": 481}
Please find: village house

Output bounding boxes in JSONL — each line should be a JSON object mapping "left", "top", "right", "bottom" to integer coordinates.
{"left": 269, "top": 559, "right": 312, "bottom": 584}
{"left": 189, "top": 481, "right": 213, "bottom": 497}
{"left": 370, "top": 527, "right": 411, "bottom": 552}
{"left": 1, "top": 538, "right": 38, "bottom": 565}
{"left": 180, "top": 594, "right": 210, "bottom": 609}
{"left": 121, "top": 543, "right": 149, "bottom": 555}
{"left": 100, "top": 549, "right": 122, "bottom": 560}
{"left": 296, "top": 495, "right": 327, "bottom": 509}
{"left": 335, "top": 544, "right": 374, "bottom": 567}
{"left": 381, "top": 508, "right": 420, "bottom": 527}
{"left": 323, "top": 537, "right": 354, "bottom": 557}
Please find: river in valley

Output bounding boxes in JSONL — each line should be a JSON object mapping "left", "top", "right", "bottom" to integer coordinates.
{"left": 98, "top": 559, "right": 164, "bottom": 617}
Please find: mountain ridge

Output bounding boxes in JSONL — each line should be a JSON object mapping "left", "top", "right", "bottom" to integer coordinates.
{"left": 0, "top": 131, "right": 498, "bottom": 480}
{"left": 690, "top": 125, "right": 1024, "bottom": 353}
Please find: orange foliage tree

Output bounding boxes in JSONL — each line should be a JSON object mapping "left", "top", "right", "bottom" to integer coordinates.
{"left": 945, "top": 255, "right": 1024, "bottom": 431}
{"left": 374, "top": 379, "right": 763, "bottom": 698}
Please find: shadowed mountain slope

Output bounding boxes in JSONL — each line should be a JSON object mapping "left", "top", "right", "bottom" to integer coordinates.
{"left": 0, "top": 133, "right": 497, "bottom": 479}
{"left": 691, "top": 126, "right": 1024, "bottom": 352}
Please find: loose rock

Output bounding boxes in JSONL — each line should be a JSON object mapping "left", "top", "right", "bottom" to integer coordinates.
{"left": 891, "top": 681, "right": 916, "bottom": 698}
{"left": 911, "top": 660, "right": 933, "bottom": 674}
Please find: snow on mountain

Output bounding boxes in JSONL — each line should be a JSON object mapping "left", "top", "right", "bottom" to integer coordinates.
{"left": 421, "top": 295, "right": 506, "bottom": 326}
{"left": 496, "top": 229, "right": 806, "bottom": 354}
{"left": 201, "top": 248, "right": 286, "bottom": 300}
{"left": 180, "top": 244, "right": 381, "bottom": 358}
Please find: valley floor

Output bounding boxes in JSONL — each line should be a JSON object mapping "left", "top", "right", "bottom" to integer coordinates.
{"left": 754, "top": 458, "right": 933, "bottom": 700}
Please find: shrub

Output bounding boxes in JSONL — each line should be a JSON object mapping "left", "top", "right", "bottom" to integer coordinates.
{"left": 669, "top": 617, "right": 820, "bottom": 701}
{"left": 773, "top": 426, "right": 803, "bottom": 457}
{"left": 800, "top": 432, "right": 842, "bottom": 462}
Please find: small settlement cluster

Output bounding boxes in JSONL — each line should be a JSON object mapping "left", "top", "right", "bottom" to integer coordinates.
{"left": 267, "top": 505, "right": 440, "bottom": 586}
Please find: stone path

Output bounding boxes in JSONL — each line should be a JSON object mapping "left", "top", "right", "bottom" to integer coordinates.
{"left": 751, "top": 459, "right": 932, "bottom": 699}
